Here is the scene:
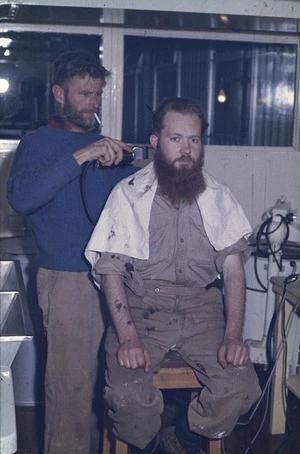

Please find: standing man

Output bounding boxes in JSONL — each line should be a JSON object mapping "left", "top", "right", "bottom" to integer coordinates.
{"left": 7, "top": 50, "right": 137, "bottom": 454}
{"left": 86, "top": 97, "right": 261, "bottom": 454}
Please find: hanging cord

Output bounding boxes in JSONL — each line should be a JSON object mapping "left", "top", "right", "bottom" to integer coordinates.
{"left": 79, "top": 146, "right": 148, "bottom": 226}
{"left": 246, "top": 252, "right": 268, "bottom": 293}
{"left": 80, "top": 160, "right": 98, "bottom": 226}
{"left": 247, "top": 214, "right": 292, "bottom": 293}
{"left": 273, "top": 392, "right": 298, "bottom": 454}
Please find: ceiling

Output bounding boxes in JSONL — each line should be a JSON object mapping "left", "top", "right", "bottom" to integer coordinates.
{"left": 0, "top": 3, "right": 298, "bottom": 34}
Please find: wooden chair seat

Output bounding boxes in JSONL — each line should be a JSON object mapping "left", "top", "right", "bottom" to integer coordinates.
{"left": 103, "top": 350, "right": 221, "bottom": 454}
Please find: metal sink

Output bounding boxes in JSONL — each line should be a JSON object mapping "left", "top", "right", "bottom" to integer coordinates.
{"left": 0, "top": 260, "right": 33, "bottom": 366}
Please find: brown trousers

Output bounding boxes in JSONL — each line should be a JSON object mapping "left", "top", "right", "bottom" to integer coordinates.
{"left": 37, "top": 268, "right": 104, "bottom": 454}
{"left": 105, "top": 281, "right": 261, "bottom": 449}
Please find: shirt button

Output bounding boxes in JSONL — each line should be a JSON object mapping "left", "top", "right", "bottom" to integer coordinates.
{"left": 154, "top": 287, "right": 160, "bottom": 293}
{"left": 178, "top": 269, "right": 182, "bottom": 274}
{"left": 180, "top": 238, "right": 184, "bottom": 243}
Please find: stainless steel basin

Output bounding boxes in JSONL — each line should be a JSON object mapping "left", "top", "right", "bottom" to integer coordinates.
{"left": 0, "top": 260, "right": 33, "bottom": 366}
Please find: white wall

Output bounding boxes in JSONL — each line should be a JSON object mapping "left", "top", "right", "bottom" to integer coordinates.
{"left": 16, "top": 0, "right": 300, "bottom": 19}
{"left": 204, "top": 148, "right": 300, "bottom": 242}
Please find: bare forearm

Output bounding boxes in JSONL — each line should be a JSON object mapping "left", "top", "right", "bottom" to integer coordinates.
{"left": 102, "top": 274, "right": 138, "bottom": 343}
{"left": 102, "top": 274, "right": 151, "bottom": 372}
{"left": 222, "top": 253, "right": 246, "bottom": 340}
{"left": 218, "top": 253, "right": 249, "bottom": 367}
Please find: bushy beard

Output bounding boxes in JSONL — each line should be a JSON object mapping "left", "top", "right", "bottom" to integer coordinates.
{"left": 64, "top": 96, "right": 96, "bottom": 130}
{"left": 154, "top": 144, "right": 206, "bottom": 206}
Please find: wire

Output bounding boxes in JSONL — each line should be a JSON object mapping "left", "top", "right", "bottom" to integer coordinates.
{"left": 235, "top": 277, "right": 300, "bottom": 454}
{"left": 80, "top": 160, "right": 97, "bottom": 225}
{"left": 274, "top": 393, "right": 298, "bottom": 454}
{"left": 246, "top": 286, "right": 267, "bottom": 293}
{"left": 252, "top": 252, "right": 267, "bottom": 292}
{"left": 243, "top": 380, "right": 271, "bottom": 454}
{"left": 240, "top": 285, "right": 297, "bottom": 424}
{"left": 266, "top": 309, "right": 277, "bottom": 369}
{"left": 280, "top": 295, "right": 288, "bottom": 418}
{"left": 249, "top": 215, "right": 291, "bottom": 293}
{"left": 275, "top": 438, "right": 293, "bottom": 454}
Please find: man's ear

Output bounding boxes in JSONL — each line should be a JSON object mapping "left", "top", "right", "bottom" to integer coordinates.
{"left": 150, "top": 134, "right": 158, "bottom": 150}
{"left": 52, "top": 84, "right": 65, "bottom": 105}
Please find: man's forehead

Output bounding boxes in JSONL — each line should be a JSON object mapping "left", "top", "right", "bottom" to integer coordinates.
{"left": 69, "top": 74, "right": 103, "bottom": 87}
{"left": 162, "top": 110, "right": 202, "bottom": 130}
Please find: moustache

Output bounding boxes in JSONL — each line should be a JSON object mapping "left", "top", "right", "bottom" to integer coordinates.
{"left": 81, "top": 109, "right": 97, "bottom": 114}
{"left": 174, "top": 155, "right": 195, "bottom": 163}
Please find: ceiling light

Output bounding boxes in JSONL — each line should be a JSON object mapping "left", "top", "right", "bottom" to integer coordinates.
{"left": 217, "top": 89, "right": 226, "bottom": 103}
{"left": 0, "top": 37, "right": 12, "bottom": 48}
{"left": 220, "top": 15, "right": 229, "bottom": 24}
{"left": 0, "top": 78, "right": 9, "bottom": 94}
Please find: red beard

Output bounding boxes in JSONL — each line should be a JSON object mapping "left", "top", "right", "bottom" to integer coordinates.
{"left": 154, "top": 144, "right": 206, "bottom": 206}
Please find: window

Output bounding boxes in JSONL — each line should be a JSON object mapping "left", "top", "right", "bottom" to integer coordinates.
{"left": 0, "top": 31, "right": 102, "bottom": 139}
{"left": 122, "top": 36, "right": 297, "bottom": 147}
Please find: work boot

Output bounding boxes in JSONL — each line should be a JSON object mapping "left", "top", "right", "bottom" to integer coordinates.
{"left": 128, "top": 435, "right": 159, "bottom": 454}
{"left": 159, "top": 426, "right": 206, "bottom": 454}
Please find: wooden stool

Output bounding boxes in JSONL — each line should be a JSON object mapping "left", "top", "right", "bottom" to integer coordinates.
{"left": 103, "top": 351, "right": 221, "bottom": 454}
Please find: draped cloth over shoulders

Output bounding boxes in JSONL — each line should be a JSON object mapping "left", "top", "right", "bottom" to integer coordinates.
{"left": 85, "top": 162, "right": 252, "bottom": 266}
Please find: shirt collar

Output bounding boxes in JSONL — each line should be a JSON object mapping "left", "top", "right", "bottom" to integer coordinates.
{"left": 48, "top": 114, "right": 99, "bottom": 134}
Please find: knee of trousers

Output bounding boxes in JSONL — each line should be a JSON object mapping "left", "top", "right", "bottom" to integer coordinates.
{"left": 105, "top": 386, "right": 164, "bottom": 449}
{"left": 187, "top": 369, "right": 261, "bottom": 439}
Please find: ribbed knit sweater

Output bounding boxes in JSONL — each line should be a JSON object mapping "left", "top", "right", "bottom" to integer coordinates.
{"left": 7, "top": 124, "right": 136, "bottom": 271}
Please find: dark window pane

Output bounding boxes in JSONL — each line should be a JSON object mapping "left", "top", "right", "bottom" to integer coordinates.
{"left": 122, "top": 36, "right": 296, "bottom": 147}
{"left": 0, "top": 32, "right": 102, "bottom": 139}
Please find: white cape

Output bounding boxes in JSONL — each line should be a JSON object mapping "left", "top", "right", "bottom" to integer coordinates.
{"left": 85, "top": 162, "right": 252, "bottom": 266}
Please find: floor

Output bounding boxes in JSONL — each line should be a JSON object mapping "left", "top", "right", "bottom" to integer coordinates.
{"left": 15, "top": 367, "right": 300, "bottom": 454}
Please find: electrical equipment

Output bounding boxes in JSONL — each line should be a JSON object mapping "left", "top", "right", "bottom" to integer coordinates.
{"left": 243, "top": 197, "right": 300, "bottom": 366}
{"left": 244, "top": 254, "right": 300, "bottom": 365}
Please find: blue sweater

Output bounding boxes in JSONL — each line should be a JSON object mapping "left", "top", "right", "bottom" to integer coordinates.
{"left": 7, "top": 125, "right": 137, "bottom": 271}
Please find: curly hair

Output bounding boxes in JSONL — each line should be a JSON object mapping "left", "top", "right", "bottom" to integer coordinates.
{"left": 52, "top": 50, "right": 111, "bottom": 88}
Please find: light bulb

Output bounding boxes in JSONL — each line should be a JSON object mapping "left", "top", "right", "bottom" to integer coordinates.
{"left": 217, "top": 89, "right": 226, "bottom": 103}
{"left": 0, "top": 78, "right": 9, "bottom": 94}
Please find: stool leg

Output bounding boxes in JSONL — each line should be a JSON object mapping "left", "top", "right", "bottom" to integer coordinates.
{"left": 103, "top": 402, "right": 115, "bottom": 454}
{"left": 208, "top": 439, "right": 221, "bottom": 454}
{"left": 102, "top": 424, "right": 112, "bottom": 454}
{"left": 103, "top": 422, "right": 129, "bottom": 454}
{"left": 190, "top": 391, "right": 221, "bottom": 454}
{"left": 115, "top": 439, "right": 128, "bottom": 454}
{"left": 103, "top": 401, "right": 129, "bottom": 454}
